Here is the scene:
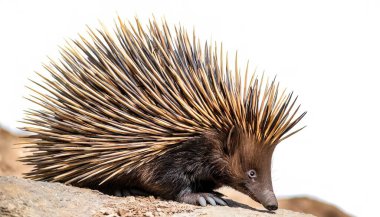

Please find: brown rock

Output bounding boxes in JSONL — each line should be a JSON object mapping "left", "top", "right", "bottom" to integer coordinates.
{"left": 0, "top": 128, "right": 31, "bottom": 177}
{"left": 219, "top": 187, "right": 351, "bottom": 217}
{"left": 279, "top": 197, "right": 351, "bottom": 217}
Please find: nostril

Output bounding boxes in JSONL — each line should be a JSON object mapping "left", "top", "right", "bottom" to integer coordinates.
{"left": 266, "top": 204, "right": 278, "bottom": 211}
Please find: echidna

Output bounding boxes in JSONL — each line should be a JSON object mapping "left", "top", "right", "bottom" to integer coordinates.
{"left": 22, "top": 17, "right": 306, "bottom": 211}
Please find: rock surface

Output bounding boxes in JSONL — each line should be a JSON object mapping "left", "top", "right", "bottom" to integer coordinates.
{"left": 279, "top": 197, "right": 350, "bottom": 217}
{"left": 221, "top": 187, "right": 351, "bottom": 217}
{"left": 0, "top": 176, "right": 314, "bottom": 217}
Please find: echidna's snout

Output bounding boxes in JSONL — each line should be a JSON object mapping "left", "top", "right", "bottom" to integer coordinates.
{"left": 259, "top": 189, "right": 278, "bottom": 211}
{"left": 244, "top": 180, "right": 278, "bottom": 211}
{"left": 249, "top": 187, "right": 278, "bottom": 211}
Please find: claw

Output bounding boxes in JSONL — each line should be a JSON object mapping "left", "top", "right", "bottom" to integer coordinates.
{"left": 198, "top": 197, "right": 207, "bottom": 206}
{"left": 112, "top": 188, "right": 149, "bottom": 197}
{"left": 206, "top": 196, "right": 216, "bottom": 206}
{"left": 178, "top": 192, "right": 228, "bottom": 207}
{"left": 213, "top": 197, "right": 227, "bottom": 206}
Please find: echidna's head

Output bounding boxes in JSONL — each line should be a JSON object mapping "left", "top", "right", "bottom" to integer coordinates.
{"left": 224, "top": 131, "right": 278, "bottom": 211}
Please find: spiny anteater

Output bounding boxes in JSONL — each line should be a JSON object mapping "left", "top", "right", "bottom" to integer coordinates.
{"left": 21, "top": 17, "right": 306, "bottom": 211}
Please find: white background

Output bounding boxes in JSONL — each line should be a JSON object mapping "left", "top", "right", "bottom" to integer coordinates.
{"left": 1, "top": 0, "right": 379, "bottom": 216}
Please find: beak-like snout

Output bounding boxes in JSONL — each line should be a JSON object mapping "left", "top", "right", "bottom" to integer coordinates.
{"left": 258, "top": 189, "right": 278, "bottom": 211}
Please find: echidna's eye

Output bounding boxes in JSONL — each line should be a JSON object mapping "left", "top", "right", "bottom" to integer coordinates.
{"left": 247, "top": 169, "right": 257, "bottom": 179}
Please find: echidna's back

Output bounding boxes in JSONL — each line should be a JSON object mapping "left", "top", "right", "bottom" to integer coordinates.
{"left": 22, "top": 17, "right": 305, "bottom": 185}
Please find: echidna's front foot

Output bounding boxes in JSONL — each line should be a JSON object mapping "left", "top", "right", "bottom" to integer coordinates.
{"left": 113, "top": 188, "right": 150, "bottom": 197}
{"left": 178, "top": 192, "right": 227, "bottom": 206}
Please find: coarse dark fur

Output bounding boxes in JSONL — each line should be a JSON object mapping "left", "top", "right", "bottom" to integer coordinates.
{"left": 99, "top": 132, "right": 225, "bottom": 199}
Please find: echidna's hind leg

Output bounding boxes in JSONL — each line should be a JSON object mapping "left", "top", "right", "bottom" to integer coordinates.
{"left": 112, "top": 187, "right": 151, "bottom": 197}
{"left": 177, "top": 190, "right": 227, "bottom": 206}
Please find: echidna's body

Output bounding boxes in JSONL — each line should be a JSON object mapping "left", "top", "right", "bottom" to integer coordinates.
{"left": 22, "top": 17, "right": 306, "bottom": 210}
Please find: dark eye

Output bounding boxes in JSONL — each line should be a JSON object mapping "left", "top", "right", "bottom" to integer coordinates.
{"left": 247, "top": 169, "right": 257, "bottom": 179}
